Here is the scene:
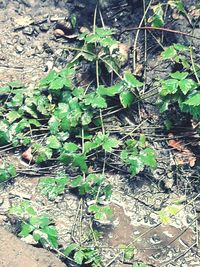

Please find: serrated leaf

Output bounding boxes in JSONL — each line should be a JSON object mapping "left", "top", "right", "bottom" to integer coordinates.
{"left": 74, "top": 250, "right": 84, "bottom": 265}
{"left": 40, "top": 70, "right": 58, "bottom": 86}
{"left": 184, "top": 93, "right": 200, "bottom": 106}
{"left": 170, "top": 71, "right": 188, "bottom": 80}
{"left": 81, "top": 111, "right": 93, "bottom": 125}
{"left": 97, "top": 83, "right": 122, "bottom": 96}
{"left": 124, "top": 72, "right": 143, "bottom": 87}
{"left": 102, "top": 137, "right": 120, "bottom": 152}
{"left": 173, "top": 43, "right": 189, "bottom": 51}
{"left": 179, "top": 79, "right": 197, "bottom": 95}
{"left": 119, "top": 91, "right": 135, "bottom": 108}
{"left": 129, "top": 158, "right": 144, "bottom": 176}
{"left": 99, "top": 37, "right": 118, "bottom": 47}
{"left": 73, "top": 154, "right": 88, "bottom": 172}
{"left": 161, "top": 46, "right": 177, "bottom": 59}
{"left": 46, "top": 135, "right": 61, "bottom": 149}
{"left": 49, "top": 78, "right": 65, "bottom": 90}
{"left": 84, "top": 93, "right": 107, "bottom": 108}
{"left": 0, "top": 86, "right": 11, "bottom": 94}
{"left": 42, "top": 226, "right": 58, "bottom": 248}
{"left": 160, "top": 79, "right": 179, "bottom": 95}
{"left": 140, "top": 148, "right": 157, "bottom": 168}
{"left": 63, "top": 142, "right": 78, "bottom": 152}
{"left": 18, "top": 223, "right": 33, "bottom": 237}
{"left": 29, "top": 214, "right": 50, "bottom": 228}
{"left": 70, "top": 175, "right": 83, "bottom": 188}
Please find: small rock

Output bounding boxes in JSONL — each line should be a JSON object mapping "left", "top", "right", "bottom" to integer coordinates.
{"left": 23, "top": 26, "right": 34, "bottom": 36}
{"left": 45, "top": 61, "right": 54, "bottom": 72}
{"left": 43, "top": 43, "right": 54, "bottom": 54}
{"left": 39, "top": 23, "right": 50, "bottom": 32}
{"left": 53, "top": 28, "right": 65, "bottom": 37}
{"left": 15, "top": 45, "right": 24, "bottom": 53}
{"left": 21, "top": 234, "right": 37, "bottom": 245}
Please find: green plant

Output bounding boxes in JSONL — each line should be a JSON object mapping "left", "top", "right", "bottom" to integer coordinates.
{"left": 38, "top": 176, "right": 69, "bottom": 200}
{"left": 120, "top": 135, "right": 157, "bottom": 176}
{"left": 9, "top": 201, "right": 58, "bottom": 248}
{"left": 63, "top": 243, "right": 101, "bottom": 266}
{"left": 119, "top": 244, "right": 135, "bottom": 262}
{"left": 0, "top": 161, "right": 16, "bottom": 182}
{"left": 158, "top": 43, "right": 200, "bottom": 120}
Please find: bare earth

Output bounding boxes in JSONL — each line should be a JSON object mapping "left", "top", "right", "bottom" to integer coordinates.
{"left": 0, "top": 227, "right": 66, "bottom": 267}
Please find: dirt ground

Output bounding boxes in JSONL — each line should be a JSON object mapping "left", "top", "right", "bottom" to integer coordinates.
{"left": 0, "top": 0, "right": 200, "bottom": 266}
{"left": 0, "top": 226, "right": 66, "bottom": 267}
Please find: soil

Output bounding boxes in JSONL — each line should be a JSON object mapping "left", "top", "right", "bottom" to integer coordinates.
{"left": 0, "top": 226, "right": 66, "bottom": 267}
{"left": 0, "top": 0, "right": 200, "bottom": 267}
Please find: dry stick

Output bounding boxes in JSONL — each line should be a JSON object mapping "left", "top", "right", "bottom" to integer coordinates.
{"left": 160, "top": 243, "right": 197, "bottom": 267}
{"left": 142, "top": 0, "right": 147, "bottom": 95}
{"left": 132, "top": 0, "right": 153, "bottom": 72}
{"left": 190, "top": 46, "right": 200, "bottom": 84}
{"left": 121, "top": 26, "right": 200, "bottom": 40}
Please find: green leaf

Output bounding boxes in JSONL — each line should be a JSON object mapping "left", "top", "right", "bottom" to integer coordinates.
{"left": 29, "top": 214, "right": 50, "bottom": 228}
{"left": 74, "top": 250, "right": 84, "bottom": 265}
{"left": 40, "top": 70, "right": 58, "bottom": 86}
{"left": 184, "top": 93, "right": 200, "bottom": 106}
{"left": 46, "top": 135, "right": 61, "bottom": 149}
{"left": 170, "top": 71, "right": 188, "bottom": 80}
{"left": 63, "top": 243, "right": 77, "bottom": 256}
{"left": 124, "top": 72, "right": 143, "bottom": 87}
{"left": 70, "top": 14, "right": 77, "bottom": 28}
{"left": 0, "top": 86, "right": 11, "bottom": 94}
{"left": 70, "top": 175, "right": 83, "bottom": 188}
{"left": 49, "top": 78, "right": 65, "bottom": 90}
{"left": 161, "top": 46, "right": 177, "bottom": 59}
{"left": 158, "top": 210, "right": 171, "bottom": 224}
{"left": 38, "top": 177, "right": 69, "bottom": 200}
{"left": 102, "top": 137, "right": 120, "bottom": 152}
{"left": 97, "top": 83, "right": 122, "bottom": 96}
{"left": 63, "top": 142, "right": 78, "bottom": 152}
{"left": 119, "top": 91, "right": 135, "bottom": 108}
{"left": 148, "top": 4, "right": 164, "bottom": 27}
{"left": 140, "top": 148, "right": 157, "bottom": 168}
{"left": 179, "top": 79, "right": 197, "bottom": 95}
{"left": 10, "top": 93, "right": 24, "bottom": 107}
{"left": 72, "top": 87, "right": 84, "bottom": 98}
{"left": 160, "top": 79, "right": 179, "bottom": 96}
{"left": 84, "top": 93, "right": 107, "bottom": 108}
{"left": 119, "top": 244, "right": 134, "bottom": 261}
{"left": 42, "top": 226, "right": 58, "bottom": 248}
{"left": 173, "top": 43, "right": 189, "bottom": 51}
{"left": 81, "top": 111, "right": 93, "bottom": 125}
{"left": 129, "top": 158, "right": 144, "bottom": 176}
{"left": 33, "top": 144, "right": 52, "bottom": 164}
{"left": 18, "top": 223, "right": 34, "bottom": 237}
{"left": 99, "top": 37, "right": 118, "bottom": 47}
{"left": 95, "top": 27, "right": 114, "bottom": 37}
{"left": 0, "top": 120, "right": 11, "bottom": 145}
{"left": 85, "top": 33, "right": 101, "bottom": 43}
{"left": 73, "top": 154, "right": 88, "bottom": 172}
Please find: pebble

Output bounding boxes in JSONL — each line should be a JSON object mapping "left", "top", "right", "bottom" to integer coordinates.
{"left": 23, "top": 26, "right": 34, "bottom": 36}
{"left": 15, "top": 45, "right": 24, "bottom": 53}
{"left": 39, "top": 23, "right": 50, "bottom": 32}
{"left": 53, "top": 28, "right": 65, "bottom": 37}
